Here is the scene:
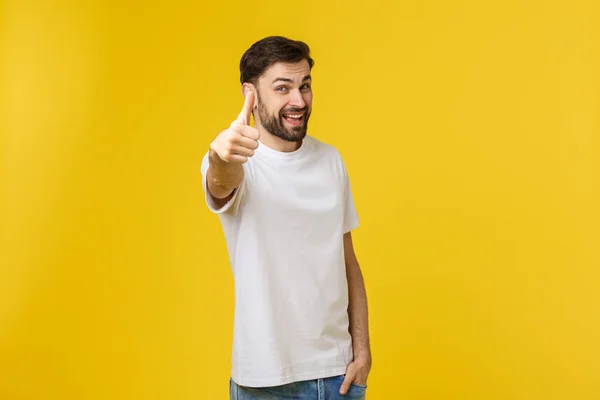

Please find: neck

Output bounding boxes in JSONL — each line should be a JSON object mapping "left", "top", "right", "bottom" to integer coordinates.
{"left": 256, "top": 124, "right": 302, "bottom": 153}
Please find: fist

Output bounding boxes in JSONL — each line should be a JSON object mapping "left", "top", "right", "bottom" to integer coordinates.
{"left": 210, "top": 90, "right": 260, "bottom": 163}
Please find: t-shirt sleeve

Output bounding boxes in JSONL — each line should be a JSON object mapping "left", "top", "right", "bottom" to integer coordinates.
{"left": 200, "top": 151, "right": 244, "bottom": 215}
{"left": 342, "top": 158, "right": 360, "bottom": 233}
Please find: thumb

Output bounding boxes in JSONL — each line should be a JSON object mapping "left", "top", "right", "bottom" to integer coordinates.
{"left": 339, "top": 372, "right": 355, "bottom": 395}
{"left": 235, "top": 90, "right": 255, "bottom": 125}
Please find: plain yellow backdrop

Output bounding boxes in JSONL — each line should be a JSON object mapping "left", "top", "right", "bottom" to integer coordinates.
{"left": 1, "top": 0, "right": 599, "bottom": 399}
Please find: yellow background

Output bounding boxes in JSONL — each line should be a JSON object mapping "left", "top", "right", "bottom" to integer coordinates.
{"left": 1, "top": 0, "right": 599, "bottom": 399}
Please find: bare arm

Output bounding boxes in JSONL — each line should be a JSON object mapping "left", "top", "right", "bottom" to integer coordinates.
{"left": 345, "top": 231, "right": 372, "bottom": 363}
{"left": 206, "top": 89, "right": 258, "bottom": 208}
{"left": 339, "top": 231, "right": 372, "bottom": 394}
{"left": 206, "top": 147, "right": 244, "bottom": 208}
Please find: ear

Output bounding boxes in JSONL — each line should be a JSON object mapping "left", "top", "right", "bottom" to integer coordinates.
{"left": 240, "top": 83, "right": 257, "bottom": 120}
{"left": 242, "top": 83, "right": 258, "bottom": 113}
{"left": 241, "top": 83, "right": 252, "bottom": 97}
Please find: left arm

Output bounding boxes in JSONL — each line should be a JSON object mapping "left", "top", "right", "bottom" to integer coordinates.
{"left": 339, "top": 231, "right": 372, "bottom": 394}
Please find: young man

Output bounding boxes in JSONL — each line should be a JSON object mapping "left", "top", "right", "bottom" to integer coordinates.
{"left": 200, "top": 36, "right": 371, "bottom": 399}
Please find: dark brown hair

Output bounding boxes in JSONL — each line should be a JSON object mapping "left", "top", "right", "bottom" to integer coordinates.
{"left": 239, "top": 36, "right": 314, "bottom": 84}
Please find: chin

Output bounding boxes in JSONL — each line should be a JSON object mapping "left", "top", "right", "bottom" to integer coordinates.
{"left": 286, "top": 135, "right": 305, "bottom": 143}
{"left": 285, "top": 128, "right": 307, "bottom": 143}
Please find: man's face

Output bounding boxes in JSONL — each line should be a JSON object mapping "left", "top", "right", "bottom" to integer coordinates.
{"left": 253, "top": 60, "right": 313, "bottom": 142}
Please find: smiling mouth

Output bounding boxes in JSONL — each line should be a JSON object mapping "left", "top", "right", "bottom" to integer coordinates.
{"left": 282, "top": 112, "right": 305, "bottom": 126}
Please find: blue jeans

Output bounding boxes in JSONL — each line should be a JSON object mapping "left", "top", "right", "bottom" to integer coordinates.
{"left": 230, "top": 375, "right": 367, "bottom": 399}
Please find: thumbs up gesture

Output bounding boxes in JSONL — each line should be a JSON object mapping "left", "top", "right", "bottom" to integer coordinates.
{"left": 210, "top": 90, "right": 260, "bottom": 164}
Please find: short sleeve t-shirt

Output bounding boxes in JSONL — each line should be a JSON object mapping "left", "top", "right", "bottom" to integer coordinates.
{"left": 200, "top": 135, "right": 359, "bottom": 387}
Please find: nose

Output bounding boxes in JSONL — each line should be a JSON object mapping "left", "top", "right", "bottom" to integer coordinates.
{"left": 289, "top": 89, "right": 306, "bottom": 108}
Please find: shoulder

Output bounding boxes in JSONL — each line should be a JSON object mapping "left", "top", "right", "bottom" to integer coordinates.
{"left": 305, "top": 135, "right": 344, "bottom": 162}
{"left": 304, "top": 136, "right": 350, "bottom": 184}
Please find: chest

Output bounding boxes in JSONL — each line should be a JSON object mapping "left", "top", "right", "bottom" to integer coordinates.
{"left": 243, "top": 158, "right": 345, "bottom": 222}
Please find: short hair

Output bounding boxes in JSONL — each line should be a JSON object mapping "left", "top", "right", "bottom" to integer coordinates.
{"left": 239, "top": 36, "right": 314, "bottom": 84}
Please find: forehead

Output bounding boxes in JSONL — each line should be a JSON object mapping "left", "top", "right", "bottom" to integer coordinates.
{"left": 259, "top": 60, "right": 311, "bottom": 84}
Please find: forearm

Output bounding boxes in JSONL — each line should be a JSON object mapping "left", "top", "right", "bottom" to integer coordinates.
{"left": 347, "top": 260, "right": 371, "bottom": 363}
{"left": 207, "top": 148, "right": 244, "bottom": 199}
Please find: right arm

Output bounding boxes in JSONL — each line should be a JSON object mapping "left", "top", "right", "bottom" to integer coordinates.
{"left": 205, "top": 89, "right": 259, "bottom": 208}
{"left": 206, "top": 147, "right": 244, "bottom": 208}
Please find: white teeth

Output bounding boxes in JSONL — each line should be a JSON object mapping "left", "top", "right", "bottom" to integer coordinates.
{"left": 284, "top": 114, "right": 302, "bottom": 118}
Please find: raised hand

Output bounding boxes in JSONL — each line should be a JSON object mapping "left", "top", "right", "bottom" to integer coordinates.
{"left": 210, "top": 90, "right": 260, "bottom": 164}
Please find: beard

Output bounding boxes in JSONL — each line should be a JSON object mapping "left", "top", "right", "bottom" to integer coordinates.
{"left": 256, "top": 91, "right": 310, "bottom": 143}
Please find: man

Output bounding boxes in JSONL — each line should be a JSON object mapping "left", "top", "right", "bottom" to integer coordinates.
{"left": 200, "top": 36, "right": 371, "bottom": 399}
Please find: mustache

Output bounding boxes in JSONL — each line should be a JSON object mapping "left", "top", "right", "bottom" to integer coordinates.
{"left": 280, "top": 107, "right": 308, "bottom": 114}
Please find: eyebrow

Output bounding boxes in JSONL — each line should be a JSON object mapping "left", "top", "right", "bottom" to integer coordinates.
{"left": 271, "top": 74, "right": 312, "bottom": 84}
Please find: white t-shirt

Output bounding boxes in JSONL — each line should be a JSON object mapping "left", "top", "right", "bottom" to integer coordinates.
{"left": 200, "top": 135, "right": 360, "bottom": 387}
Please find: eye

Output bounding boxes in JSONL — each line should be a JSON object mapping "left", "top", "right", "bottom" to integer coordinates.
{"left": 276, "top": 86, "right": 288, "bottom": 93}
{"left": 300, "top": 84, "right": 311, "bottom": 91}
